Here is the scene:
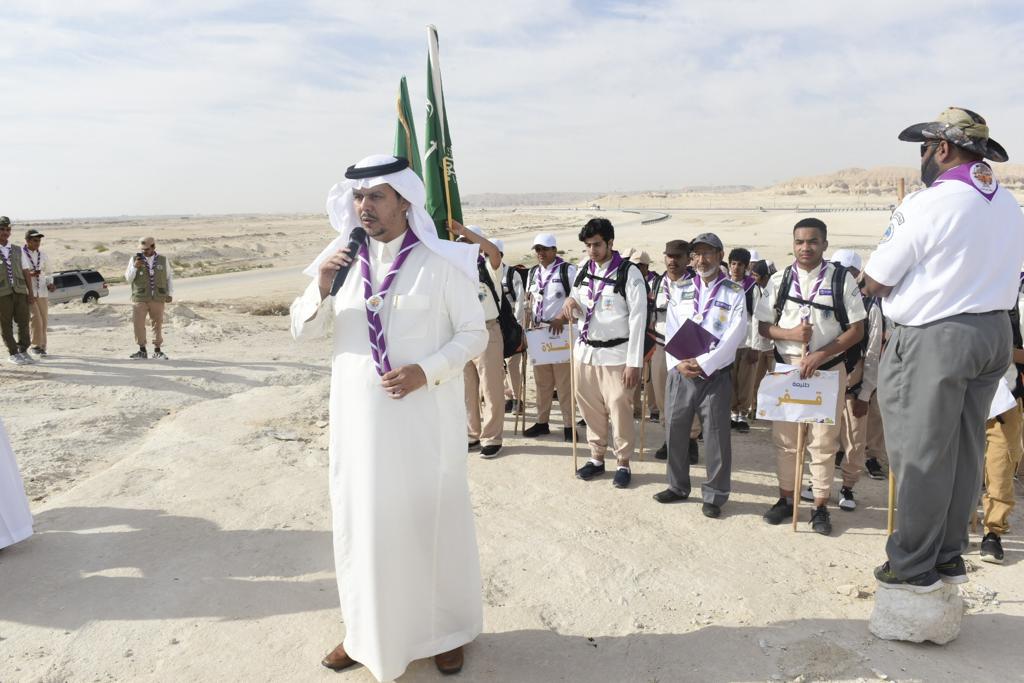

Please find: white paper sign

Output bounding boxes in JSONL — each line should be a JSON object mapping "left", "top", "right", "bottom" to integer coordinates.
{"left": 526, "top": 326, "right": 574, "bottom": 365}
{"left": 756, "top": 364, "right": 841, "bottom": 424}
{"left": 988, "top": 376, "right": 1017, "bottom": 421}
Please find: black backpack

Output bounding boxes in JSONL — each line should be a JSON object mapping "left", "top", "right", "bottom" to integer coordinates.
{"left": 479, "top": 262, "right": 525, "bottom": 358}
{"left": 504, "top": 264, "right": 529, "bottom": 301}
{"left": 771, "top": 263, "right": 859, "bottom": 372}
{"left": 573, "top": 258, "right": 656, "bottom": 359}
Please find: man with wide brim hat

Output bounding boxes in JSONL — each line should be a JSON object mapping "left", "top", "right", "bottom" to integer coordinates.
{"left": 863, "top": 108, "right": 1024, "bottom": 598}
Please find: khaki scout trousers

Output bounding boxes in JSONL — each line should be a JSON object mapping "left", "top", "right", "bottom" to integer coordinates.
{"left": 731, "top": 347, "right": 756, "bottom": 414}
{"left": 983, "top": 399, "right": 1023, "bottom": 536}
{"left": 772, "top": 357, "right": 847, "bottom": 499}
{"left": 746, "top": 350, "right": 774, "bottom": 417}
{"left": 865, "top": 393, "right": 887, "bottom": 466}
{"left": 574, "top": 361, "right": 634, "bottom": 463}
{"left": 465, "top": 320, "right": 505, "bottom": 447}
{"left": 133, "top": 300, "right": 165, "bottom": 348}
{"left": 506, "top": 351, "right": 525, "bottom": 401}
{"left": 29, "top": 296, "right": 48, "bottom": 350}
{"left": 839, "top": 359, "right": 866, "bottom": 488}
{"left": 534, "top": 361, "right": 572, "bottom": 427}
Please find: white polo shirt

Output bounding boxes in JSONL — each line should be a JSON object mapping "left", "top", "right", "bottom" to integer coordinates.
{"left": 864, "top": 162, "right": 1024, "bottom": 326}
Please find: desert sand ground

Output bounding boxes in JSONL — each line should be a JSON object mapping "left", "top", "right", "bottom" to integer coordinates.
{"left": 1, "top": 186, "right": 1022, "bottom": 682}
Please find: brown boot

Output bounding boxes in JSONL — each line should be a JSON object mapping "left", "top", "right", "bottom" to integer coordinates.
{"left": 434, "top": 646, "right": 464, "bottom": 675}
{"left": 321, "top": 642, "right": 358, "bottom": 671}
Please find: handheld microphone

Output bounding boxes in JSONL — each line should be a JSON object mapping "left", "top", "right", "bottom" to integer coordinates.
{"left": 330, "top": 227, "right": 369, "bottom": 296}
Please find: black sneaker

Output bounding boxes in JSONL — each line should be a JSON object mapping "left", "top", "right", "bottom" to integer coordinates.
{"left": 523, "top": 422, "right": 550, "bottom": 438}
{"left": 577, "top": 418, "right": 587, "bottom": 427}
{"left": 980, "top": 532, "right": 1005, "bottom": 564}
{"left": 504, "top": 399, "right": 514, "bottom": 413}
{"left": 152, "top": 350, "right": 168, "bottom": 360}
{"left": 563, "top": 427, "right": 577, "bottom": 442}
{"left": 936, "top": 556, "right": 968, "bottom": 584}
{"left": 130, "top": 349, "right": 147, "bottom": 360}
{"left": 838, "top": 486, "right": 856, "bottom": 511}
{"left": 834, "top": 450, "right": 845, "bottom": 467}
{"left": 763, "top": 498, "right": 793, "bottom": 525}
{"left": 735, "top": 417, "right": 749, "bottom": 434}
{"left": 654, "top": 442, "right": 667, "bottom": 460}
{"left": 650, "top": 409, "right": 660, "bottom": 422}
{"left": 702, "top": 502, "right": 721, "bottom": 518}
{"left": 697, "top": 431, "right": 703, "bottom": 442}
{"left": 865, "top": 457, "right": 886, "bottom": 480}
{"left": 688, "top": 438, "right": 699, "bottom": 464}
{"left": 612, "top": 468, "right": 631, "bottom": 489}
{"left": 810, "top": 505, "right": 832, "bottom": 535}
{"left": 480, "top": 444, "right": 502, "bottom": 459}
{"left": 874, "top": 561, "right": 943, "bottom": 593}
{"left": 576, "top": 461, "right": 605, "bottom": 480}
{"left": 468, "top": 440, "right": 480, "bottom": 450}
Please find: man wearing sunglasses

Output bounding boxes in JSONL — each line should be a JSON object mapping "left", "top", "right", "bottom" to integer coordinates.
{"left": 863, "top": 108, "right": 1024, "bottom": 595}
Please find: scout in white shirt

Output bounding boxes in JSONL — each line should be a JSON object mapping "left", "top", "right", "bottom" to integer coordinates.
{"left": 497, "top": 240, "right": 528, "bottom": 415}
{"left": 653, "top": 233, "right": 748, "bottom": 518}
{"left": 452, "top": 224, "right": 506, "bottom": 459}
{"left": 755, "top": 218, "right": 865, "bottom": 536}
{"left": 863, "top": 107, "right": 1024, "bottom": 592}
{"left": 562, "top": 218, "right": 647, "bottom": 489}
{"left": 22, "top": 229, "right": 52, "bottom": 356}
{"left": 742, "top": 260, "right": 775, "bottom": 420}
{"left": 523, "top": 233, "right": 578, "bottom": 441}
{"left": 650, "top": 240, "right": 700, "bottom": 462}
{"left": 727, "top": 247, "right": 757, "bottom": 433}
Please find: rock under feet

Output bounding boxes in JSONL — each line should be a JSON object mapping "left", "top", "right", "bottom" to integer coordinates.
{"left": 869, "top": 583, "right": 964, "bottom": 645}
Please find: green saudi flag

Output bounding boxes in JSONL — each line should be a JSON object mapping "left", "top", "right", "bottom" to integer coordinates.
{"left": 393, "top": 76, "right": 422, "bottom": 179}
{"left": 423, "top": 24, "right": 462, "bottom": 240}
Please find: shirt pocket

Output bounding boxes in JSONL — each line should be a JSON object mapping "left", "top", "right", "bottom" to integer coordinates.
{"left": 388, "top": 294, "right": 431, "bottom": 339}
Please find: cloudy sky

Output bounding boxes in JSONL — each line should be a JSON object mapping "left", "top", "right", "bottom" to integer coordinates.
{"left": 2, "top": 0, "right": 1022, "bottom": 219}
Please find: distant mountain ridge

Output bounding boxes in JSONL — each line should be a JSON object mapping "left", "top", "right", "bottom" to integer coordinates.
{"left": 770, "top": 164, "right": 1024, "bottom": 196}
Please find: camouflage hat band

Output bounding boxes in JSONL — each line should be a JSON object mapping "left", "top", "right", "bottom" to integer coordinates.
{"left": 898, "top": 106, "right": 1008, "bottom": 163}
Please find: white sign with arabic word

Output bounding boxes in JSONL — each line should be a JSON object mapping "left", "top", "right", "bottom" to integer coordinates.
{"left": 756, "top": 364, "right": 841, "bottom": 424}
{"left": 526, "top": 325, "right": 574, "bottom": 366}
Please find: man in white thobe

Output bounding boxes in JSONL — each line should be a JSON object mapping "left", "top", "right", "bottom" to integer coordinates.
{"left": 290, "top": 155, "right": 487, "bottom": 681}
{"left": 0, "top": 418, "right": 33, "bottom": 551}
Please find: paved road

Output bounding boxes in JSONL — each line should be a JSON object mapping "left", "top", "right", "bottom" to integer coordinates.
{"left": 106, "top": 263, "right": 309, "bottom": 304}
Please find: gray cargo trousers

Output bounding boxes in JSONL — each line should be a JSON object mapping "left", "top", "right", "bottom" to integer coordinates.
{"left": 879, "top": 311, "right": 1010, "bottom": 578}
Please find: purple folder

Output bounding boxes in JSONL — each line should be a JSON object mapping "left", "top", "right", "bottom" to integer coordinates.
{"left": 665, "top": 319, "right": 719, "bottom": 360}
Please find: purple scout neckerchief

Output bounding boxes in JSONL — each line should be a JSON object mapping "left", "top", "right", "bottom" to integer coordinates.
{"left": 0, "top": 245, "right": 12, "bottom": 285}
{"left": 22, "top": 246, "right": 40, "bottom": 273}
{"left": 579, "top": 251, "right": 622, "bottom": 342}
{"left": 534, "top": 256, "right": 564, "bottom": 321}
{"left": 933, "top": 161, "right": 999, "bottom": 202}
{"left": 790, "top": 260, "right": 828, "bottom": 320}
{"left": 740, "top": 274, "right": 756, "bottom": 292}
{"left": 691, "top": 271, "right": 727, "bottom": 324}
{"left": 141, "top": 253, "right": 158, "bottom": 294}
{"left": 358, "top": 230, "right": 420, "bottom": 376}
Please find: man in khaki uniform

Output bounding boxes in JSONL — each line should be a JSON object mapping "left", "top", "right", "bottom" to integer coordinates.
{"left": 0, "top": 217, "right": 34, "bottom": 365}
{"left": 563, "top": 219, "right": 647, "bottom": 489}
{"left": 126, "top": 236, "right": 174, "bottom": 359}
{"left": 755, "top": 218, "right": 865, "bottom": 535}
{"left": 523, "top": 233, "right": 577, "bottom": 441}
{"left": 453, "top": 224, "right": 505, "bottom": 459}
{"left": 22, "top": 229, "right": 52, "bottom": 357}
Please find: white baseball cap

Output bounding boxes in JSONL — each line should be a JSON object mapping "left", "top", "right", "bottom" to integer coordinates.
{"left": 748, "top": 249, "right": 762, "bottom": 261}
{"left": 532, "top": 233, "right": 557, "bottom": 249}
{"left": 831, "top": 248, "right": 863, "bottom": 271}
{"left": 465, "top": 224, "right": 484, "bottom": 237}
{"left": 493, "top": 238, "right": 504, "bottom": 254}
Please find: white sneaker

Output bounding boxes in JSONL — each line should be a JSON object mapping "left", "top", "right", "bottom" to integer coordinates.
{"left": 800, "top": 484, "right": 815, "bottom": 502}
{"left": 9, "top": 354, "right": 28, "bottom": 365}
{"left": 838, "top": 486, "right": 857, "bottom": 511}
{"left": 19, "top": 352, "right": 36, "bottom": 364}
